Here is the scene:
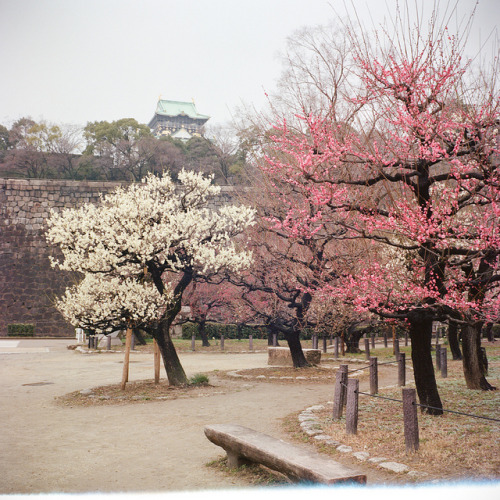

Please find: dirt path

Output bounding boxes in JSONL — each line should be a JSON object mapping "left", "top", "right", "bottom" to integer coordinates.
{"left": 0, "top": 339, "right": 400, "bottom": 493}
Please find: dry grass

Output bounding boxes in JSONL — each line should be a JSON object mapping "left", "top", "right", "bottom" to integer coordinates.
{"left": 289, "top": 343, "right": 500, "bottom": 482}
{"left": 205, "top": 457, "right": 290, "bottom": 486}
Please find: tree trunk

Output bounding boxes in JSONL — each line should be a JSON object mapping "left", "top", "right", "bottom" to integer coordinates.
{"left": 448, "top": 321, "right": 462, "bottom": 360}
{"left": 285, "top": 329, "right": 309, "bottom": 368}
{"left": 484, "top": 322, "right": 494, "bottom": 342}
{"left": 154, "top": 319, "right": 188, "bottom": 386}
{"left": 132, "top": 328, "right": 147, "bottom": 345}
{"left": 408, "top": 314, "right": 443, "bottom": 415}
{"left": 461, "top": 322, "right": 496, "bottom": 391}
{"left": 199, "top": 321, "right": 211, "bottom": 347}
{"left": 148, "top": 267, "right": 193, "bottom": 386}
{"left": 266, "top": 326, "right": 279, "bottom": 346}
{"left": 345, "top": 328, "right": 365, "bottom": 353}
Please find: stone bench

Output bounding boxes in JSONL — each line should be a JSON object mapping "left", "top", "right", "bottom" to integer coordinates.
{"left": 204, "top": 424, "right": 366, "bottom": 485}
{"left": 268, "top": 346, "right": 321, "bottom": 366}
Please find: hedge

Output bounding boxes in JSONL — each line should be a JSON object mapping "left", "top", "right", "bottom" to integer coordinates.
{"left": 182, "top": 323, "right": 331, "bottom": 341}
{"left": 182, "top": 322, "right": 269, "bottom": 340}
{"left": 7, "top": 324, "right": 35, "bottom": 337}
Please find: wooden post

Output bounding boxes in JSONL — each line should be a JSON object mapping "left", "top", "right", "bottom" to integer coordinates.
{"left": 323, "top": 336, "right": 327, "bottom": 353}
{"left": 153, "top": 339, "right": 160, "bottom": 384}
{"left": 220, "top": 335, "right": 225, "bottom": 351}
{"left": 436, "top": 344, "right": 441, "bottom": 370}
{"left": 404, "top": 330, "right": 409, "bottom": 346}
{"left": 334, "top": 337, "right": 339, "bottom": 359}
{"left": 121, "top": 327, "right": 133, "bottom": 390}
{"left": 364, "top": 338, "right": 370, "bottom": 360}
{"left": 392, "top": 325, "right": 396, "bottom": 355}
{"left": 345, "top": 379, "right": 359, "bottom": 435}
{"left": 249, "top": 334, "right": 253, "bottom": 351}
{"left": 383, "top": 331, "right": 388, "bottom": 348}
{"left": 440, "top": 347, "right": 448, "bottom": 378}
{"left": 403, "top": 388, "right": 419, "bottom": 452}
{"left": 341, "top": 331, "right": 345, "bottom": 356}
{"left": 394, "top": 337, "right": 400, "bottom": 357}
{"left": 369, "top": 357, "right": 378, "bottom": 395}
{"left": 398, "top": 352, "right": 406, "bottom": 387}
{"left": 191, "top": 334, "right": 196, "bottom": 351}
{"left": 332, "top": 364, "right": 348, "bottom": 420}
{"left": 371, "top": 333, "right": 375, "bottom": 349}
{"left": 106, "top": 335, "right": 111, "bottom": 351}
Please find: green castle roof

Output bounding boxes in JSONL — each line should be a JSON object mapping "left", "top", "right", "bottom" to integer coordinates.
{"left": 155, "top": 99, "right": 210, "bottom": 120}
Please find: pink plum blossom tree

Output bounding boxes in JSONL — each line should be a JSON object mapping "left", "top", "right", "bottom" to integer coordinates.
{"left": 261, "top": 9, "right": 499, "bottom": 412}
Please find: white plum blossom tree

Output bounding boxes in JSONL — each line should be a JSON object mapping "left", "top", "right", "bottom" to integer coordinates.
{"left": 55, "top": 274, "right": 172, "bottom": 335}
{"left": 46, "top": 169, "right": 255, "bottom": 385}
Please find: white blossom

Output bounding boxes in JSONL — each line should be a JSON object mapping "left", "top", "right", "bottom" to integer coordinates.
{"left": 56, "top": 274, "right": 171, "bottom": 334}
{"left": 46, "top": 170, "right": 256, "bottom": 331}
{"left": 46, "top": 170, "right": 255, "bottom": 275}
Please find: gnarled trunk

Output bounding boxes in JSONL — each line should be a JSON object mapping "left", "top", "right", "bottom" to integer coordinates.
{"left": 461, "top": 322, "right": 495, "bottom": 391}
{"left": 199, "top": 321, "right": 210, "bottom": 347}
{"left": 154, "top": 319, "right": 188, "bottom": 386}
{"left": 448, "top": 321, "right": 462, "bottom": 360}
{"left": 149, "top": 267, "right": 193, "bottom": 386}
{"left": 409, "top": 314, "right": 443, "bottom": 415}
{"left": 285, "top": 328, "right": 309, "bottom": 368}
{"left": 345, "top": 325, "right": 369, "bottom": 353}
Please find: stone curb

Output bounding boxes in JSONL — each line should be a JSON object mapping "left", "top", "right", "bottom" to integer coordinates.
{"left": 297, "top": 403, "right": 428, "bottom": 479}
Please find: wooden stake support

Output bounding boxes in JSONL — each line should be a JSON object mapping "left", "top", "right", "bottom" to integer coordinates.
{"left": 121, "top": 326, "right": 132, "bottom": 390}
{"left": 153, "top": 339, "right": 161, "bottom": 384}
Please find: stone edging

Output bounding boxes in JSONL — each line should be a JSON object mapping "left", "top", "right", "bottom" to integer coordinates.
{"left": 298, "top": 403, "right": 429, "bottom": 479}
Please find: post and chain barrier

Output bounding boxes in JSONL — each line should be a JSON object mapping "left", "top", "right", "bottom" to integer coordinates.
{"left": 332, "top": 363, "right": 500, "bottom": 453}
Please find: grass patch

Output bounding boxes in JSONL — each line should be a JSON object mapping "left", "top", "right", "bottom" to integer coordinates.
{"left": 189, "top": 373, "right": 210, "bottom": 385}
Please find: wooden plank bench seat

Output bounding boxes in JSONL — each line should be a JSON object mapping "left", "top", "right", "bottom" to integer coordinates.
{"left": 204, "top": 424, "right": 366, "bottom": 485}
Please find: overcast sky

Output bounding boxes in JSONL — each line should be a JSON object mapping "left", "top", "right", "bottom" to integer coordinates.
{"left": 0, "top": 0, "right": 498, "bottom": 130}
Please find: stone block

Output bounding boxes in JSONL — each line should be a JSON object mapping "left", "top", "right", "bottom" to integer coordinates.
{"left": 268, "top": 346, "right": 321, "bottom": 366}
{"left": 97, "top": 331, "right": 123, "bottom": 348}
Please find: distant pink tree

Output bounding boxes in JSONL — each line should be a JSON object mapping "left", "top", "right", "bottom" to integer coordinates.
{"left": 262, "top": 14, "right": 499, "bottom": 412}
{"left": 181, "top": 281, "right": 247, "bottom": 346}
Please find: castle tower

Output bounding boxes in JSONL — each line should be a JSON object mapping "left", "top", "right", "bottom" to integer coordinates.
{"left": 148, "top": 99, "right": 210, "bottom": 140}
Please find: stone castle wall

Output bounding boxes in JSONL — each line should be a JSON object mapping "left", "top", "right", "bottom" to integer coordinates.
{"left": 0, "top": 178, "right": 237, "bottom": 337}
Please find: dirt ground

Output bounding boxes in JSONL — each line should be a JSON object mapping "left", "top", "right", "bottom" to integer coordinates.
{"left": 0, "top": 338, "right": 491, "bottom": 496}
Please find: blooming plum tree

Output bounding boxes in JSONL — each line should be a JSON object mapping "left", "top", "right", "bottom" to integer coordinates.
{"left": 227, "top": 171, "right": 365, "bottom": 367}
{"left": 46, "top": 170, "right": 255, "bottom": 385}
{"left": 262, "top": 11, "right": 499, "bottom": 411}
